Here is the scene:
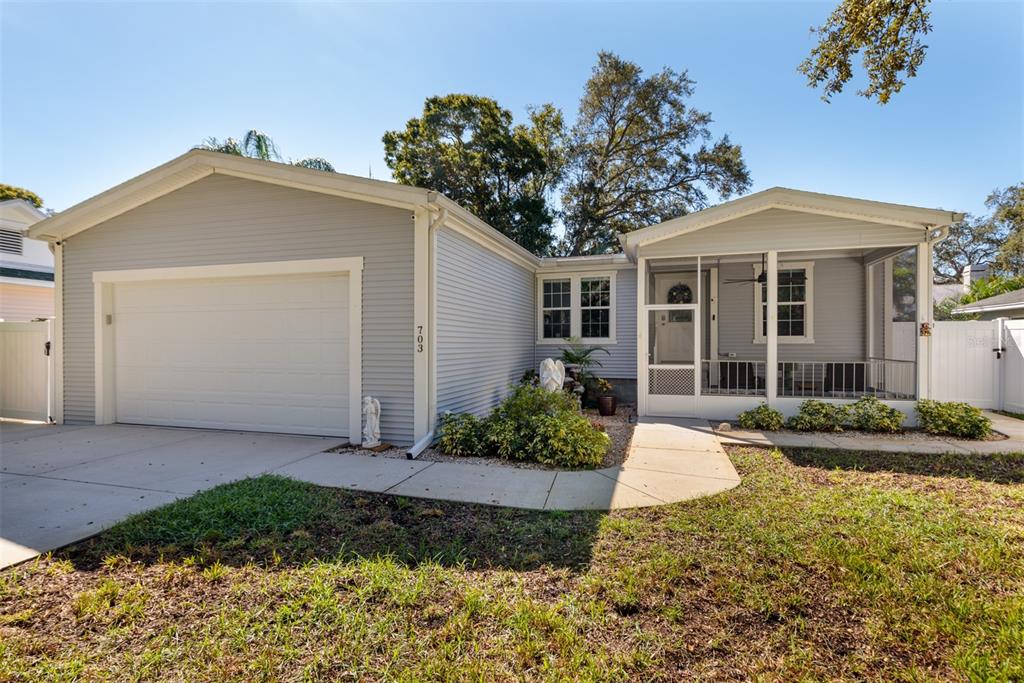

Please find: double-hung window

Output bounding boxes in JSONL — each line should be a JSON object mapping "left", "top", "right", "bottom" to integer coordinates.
{"left": 754, "top": 262, "right": 813, "bottom": 343}
{"left": 539, "top": 273, "right": 615, "bottom": 343}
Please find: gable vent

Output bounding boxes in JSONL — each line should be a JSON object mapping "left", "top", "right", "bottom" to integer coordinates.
{"left": 0, "top": 229, "right": 23, "bottom": 255}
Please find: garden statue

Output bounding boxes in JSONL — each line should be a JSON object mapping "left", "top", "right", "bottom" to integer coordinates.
{"left": 361, "top": 396, "right": 381, "bottom": 448}
{"left": 539, "top": 358, "right": 566, "bottom": 392}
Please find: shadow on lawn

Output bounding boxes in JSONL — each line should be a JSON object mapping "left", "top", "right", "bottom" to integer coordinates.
{"left": 780, "top": 447, "right": 1024, "bottom": 485}
{"left": 61, "top": 475, "right": 605, "bottom": 572}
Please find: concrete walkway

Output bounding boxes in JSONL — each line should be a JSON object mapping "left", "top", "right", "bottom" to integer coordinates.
{"left": 278, "top": 417, "right": 740, "bottom": 511}
{"left": 714, "top": 410, "right": 1024, "bottom": 454}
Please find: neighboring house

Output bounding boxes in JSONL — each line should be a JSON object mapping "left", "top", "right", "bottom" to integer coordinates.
{"left": 0, "top": 200, "right": 53, "bottom": 321}
{"left": 933, "top": 264, "right": 991, "bottom": 306}
{"left": 29, "top": 150, "right": 963, "bottom": 447}
{"left": 952, "top": 289, "right": 1024, "bottom": 320}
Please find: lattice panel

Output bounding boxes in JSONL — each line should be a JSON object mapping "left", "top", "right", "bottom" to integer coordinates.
{"left": 649, "top": 367, "right": 695, "bottom": 395}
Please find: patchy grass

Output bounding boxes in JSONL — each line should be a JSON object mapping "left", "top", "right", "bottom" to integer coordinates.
{"left": 996, "top": 410, "right": 1024, "bottom": 421}
{"left": 2, "top": 449, "right": 1023, "bottom": 681}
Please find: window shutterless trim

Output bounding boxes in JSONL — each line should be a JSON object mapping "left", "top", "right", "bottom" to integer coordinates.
{"left": 753, "top": 261, "right": 814, "bottom": 344}
{"left": 536, "top": 272, "right": 617, "bottom": 344}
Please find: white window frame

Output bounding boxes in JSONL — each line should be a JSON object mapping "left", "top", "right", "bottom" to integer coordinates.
{"left": 537, "top": 272, "right": 616, "bottom": 344}
{"left": 539, "top": 277, "right": 573, "bottom": 341}
{"left": 753, "top": 261, "right": 814, "bottom": 344}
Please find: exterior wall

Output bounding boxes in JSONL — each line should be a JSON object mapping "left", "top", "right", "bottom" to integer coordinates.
{"left": 535, "top": 267, "right": 638, "bottom": 379}
{"left": 435, "top": 226, "right": 535, "bottom": 417}
{"left": 640, "top": 209, "right": 926, "bottom": 258}
{"left": 61, "top": 174, "right": 416, "bottom": 444}
{"left": 0, "top": 282, "right": 54, "bottom": 321}
{"left": 717, "top": 256, "right": 865, "bottom": 361}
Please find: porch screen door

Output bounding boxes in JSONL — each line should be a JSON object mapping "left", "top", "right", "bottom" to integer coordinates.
{"left": 646, "top": 303, "right": 700, "bottom": 416}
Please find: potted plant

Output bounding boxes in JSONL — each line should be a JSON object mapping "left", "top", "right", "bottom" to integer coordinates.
{"left": 596, "top": 378, "right": 617, "bottom": 416}
{"left": 560, "top": 337, "right": 610, "bottom": 407}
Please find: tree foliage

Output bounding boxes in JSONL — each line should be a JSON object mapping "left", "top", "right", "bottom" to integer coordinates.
{"left": 0, "top": 183, "right": 43, "bottom": 207}
{"left": 382, "top": 95, "right": 564, "bottom": 255}
{"left": 933, "top": 215, "right": 1002, "bottom": 283}
{"left": 197, "top": 129, "right": 335, "bottom": 172}
{"left": 557, "top": 52, "right": 750, "bottom": 255}
{"left": 800, "top": 0, "right": 933, "bottom": 104}
{"left": 989, "top": 184, "right": 1024, "bottom": 276}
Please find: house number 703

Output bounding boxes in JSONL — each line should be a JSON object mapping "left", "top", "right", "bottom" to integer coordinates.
{"left": 416, "top": 326, "right": 425, "bottom": 353}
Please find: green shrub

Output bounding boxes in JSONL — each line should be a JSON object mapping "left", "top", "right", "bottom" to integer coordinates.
{"left": 489, "top": 383, "right": 579, "bottom": 425}
{"left": 737, "top": 403, "right": 784, "bottom": 431}
{"left": 916, "top": 400, "right": 992, "bottom": 439}
{"left": 847, "top": 396, "right": 905, "bottom": 433}
{"left": 521, "top": 412, "right": 610, "bottom": 468}
{"left": 786, "top": 400, "right": 848, "bottom": 432}
{"left": 437, "top": 413, "right": 487, "bottom": 456}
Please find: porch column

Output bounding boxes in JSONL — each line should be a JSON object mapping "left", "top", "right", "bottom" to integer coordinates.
{"left": 637, "top": 256, "right": 647, "bottom": 416}
{"left": 766, "top": 250, "right": 779, "bottom": 406}
{"left": 915, "top": 242, "right": 931, "bottom": 400}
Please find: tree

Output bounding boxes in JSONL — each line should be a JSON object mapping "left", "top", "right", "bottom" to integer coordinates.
{"left": 197, "top": 129, "right": 335, "bottom": 172}
{"left": 558, "top": 52, "right": 750, "bottom": 255}
{"left": 0, "top": 184, "right": 43, "bottom": 207}
{"left": 800, "top": 0, "right": 933, "bottom": 104}
{"left": 989, "top": 183, "right": 1024, "bottom": 276}
{"left": 383, "top": 95, "right": 565, "bottom": 255}
{"left": 933, "top": 215, "right": 1001, "bottom": 283}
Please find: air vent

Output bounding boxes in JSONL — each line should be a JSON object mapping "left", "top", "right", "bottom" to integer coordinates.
{"left": 0, "top": 229, "right": 23, "bottom": 255}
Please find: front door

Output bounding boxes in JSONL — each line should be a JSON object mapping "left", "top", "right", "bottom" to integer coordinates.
{"left": 645, "top": 304, "right": 700, "bottom": 416}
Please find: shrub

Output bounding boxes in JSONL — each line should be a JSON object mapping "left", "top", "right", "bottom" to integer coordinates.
{"left": 847, "top": 396, "right": 905, "bottom": 433}
{"left": 916, "top": 400, "right": 992, "bottom": 439}
{"left": 737, "top": 403, "right": 784, "bottom": 431}
{"left": 437, "top": 413, "right": 487, "bottom": 456}
{"left": 489, "top": 383, "right": 579, "bottom": 424}
{"left": 786, "top": 400, "right": 848, "bottom": 432}
{"left": 521, "top": 412, "right": 610, "bottom": 468}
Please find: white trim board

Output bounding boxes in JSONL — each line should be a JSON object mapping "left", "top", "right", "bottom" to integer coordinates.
{"left": 91, "top": 257, "right": 364, "bottom": 439}
{"left": 536, "top": 271, "right": 617, "bottom": 345}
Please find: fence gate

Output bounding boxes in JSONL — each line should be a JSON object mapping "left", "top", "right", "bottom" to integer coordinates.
{"left": 930, "top": 320, "right": 1002, "bottom": 409}
{"left": 1003, "top": 320, "right": 1024, "bottom": 414}
{"left": 0, "top": 320, "right": 53, "bottom": 421}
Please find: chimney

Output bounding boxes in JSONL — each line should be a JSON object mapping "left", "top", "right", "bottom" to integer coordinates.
{"left": 962, "top": 263, "right": 990, "bottom": 288}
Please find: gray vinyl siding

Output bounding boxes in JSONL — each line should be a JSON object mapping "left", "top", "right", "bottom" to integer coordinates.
{"left": 61, "top": 173, "right": 416, "bottom": 444}
{"left": 717, "top": 256, "right": 865, "bottom": 361}
{"left": 640, "top": 209, "right": 927, "bottom": 258}
{"left": 435, "top": 227, "right": 535, "bottom": 417}
{"left": 535, "top": 268, "right": 638, "bottom": 379}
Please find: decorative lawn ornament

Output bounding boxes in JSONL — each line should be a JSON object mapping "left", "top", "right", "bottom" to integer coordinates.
{"left": 539, "top": 358, "right": 566, "bottom": 392}
{"left": 361, "top": 396, "right": 381, "bottom": 448}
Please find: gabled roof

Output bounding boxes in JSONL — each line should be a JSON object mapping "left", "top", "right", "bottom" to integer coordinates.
{"left": 952, "top": 288, "right": 1024, "bottom": 315}
{"left": 27, "top": 149, "right": 540, "bottom": 267}
{"left": 0, "top": 199, "right": 47, "bottom": 229}
{"left": 618, "top": 187, "right": 964, "bottom": 258}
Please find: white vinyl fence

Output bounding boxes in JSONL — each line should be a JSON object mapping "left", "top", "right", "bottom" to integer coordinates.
{"left": 0, "top": 320, "right": 53, "bottom": 421}
{"left": 930, "top": 319, "right": 1023, "bottom": 411}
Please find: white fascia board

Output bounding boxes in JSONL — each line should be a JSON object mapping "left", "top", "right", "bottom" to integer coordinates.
{"left": 433, "top": 198, "right": 541, "bottom": 271}
{"left": 538, "top": 254, "right": 633, "bottom": 273}
{"left": 953, "top": 302, "right": 1024, "bottom": 315}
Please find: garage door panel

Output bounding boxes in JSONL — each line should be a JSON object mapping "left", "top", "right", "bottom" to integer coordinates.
{"left": 112, "top": 272, "right": 350, "bottom": 437}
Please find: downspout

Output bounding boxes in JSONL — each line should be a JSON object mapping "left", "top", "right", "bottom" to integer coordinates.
{"left": 406, "top": 202, "right": 448, "bottom": 459}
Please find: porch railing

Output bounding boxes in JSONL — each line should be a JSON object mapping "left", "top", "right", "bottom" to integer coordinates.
{"left": 778, "top": 359, "right": 916, "bottom": 400}
{"left": 698, "top": 358, "right": 916, "bottom": 399}
{"left": 701, "top": 359, "right": 767, "bottom": 396}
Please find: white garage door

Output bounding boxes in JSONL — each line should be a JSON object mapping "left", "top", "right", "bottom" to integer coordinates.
{"left": 112, "top": 273, "right": 349, "bottom": 436}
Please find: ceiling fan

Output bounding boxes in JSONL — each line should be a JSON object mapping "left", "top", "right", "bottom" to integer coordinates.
{"left": 723, "top": 253, "right": 767, "bottom": 285}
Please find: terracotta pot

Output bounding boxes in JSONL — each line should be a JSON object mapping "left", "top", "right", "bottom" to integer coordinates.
{"left": 597, "top": 395, "right": 617, "bottom": 417}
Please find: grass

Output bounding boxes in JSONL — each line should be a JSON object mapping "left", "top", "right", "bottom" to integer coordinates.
{"left": 2, "top": 447, "right": 1023, "bottom": 681}
{"left": 997, "top": 410, "right": 1024, "bottom": 421}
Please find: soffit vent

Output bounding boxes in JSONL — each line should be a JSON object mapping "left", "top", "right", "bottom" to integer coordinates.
{"left": 0, "top": 229, "right": 24, "bottom": 255}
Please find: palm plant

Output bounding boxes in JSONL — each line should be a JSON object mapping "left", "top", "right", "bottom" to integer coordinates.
{"left": 560, "top": 337, "right": 610, "bottom": 403}
{"left": 196, "top": 129, "right": 335, "bottom": 172}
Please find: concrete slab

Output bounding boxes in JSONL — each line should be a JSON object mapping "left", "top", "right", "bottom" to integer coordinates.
{"left": 545, "top": 470, "right": 663, "bottom": 510}
{"left": 387, "top": 462, "right": 556, "bottom": 509}
{"left": 0, "top": 421, "right": 85, "bottom": 444}
{"left": 630, "top": 425, "right": 725, "bottom": 452}
{"left": 275, "top": 452, "right": 432, "bottom": 493}
{"left": 1, "top": 425, "right": 206, "bottom": 475}
{"left": 622, "top": 447, "right": 740, "bottom": 480}
{"left": 604, "top": 468, "right": 740, "bottom": 503}
{"left": 0, "top": 472, "right": 182, "bottom": 568}
{"left": 46, "top": 431, "right": 332, "bottom": 494}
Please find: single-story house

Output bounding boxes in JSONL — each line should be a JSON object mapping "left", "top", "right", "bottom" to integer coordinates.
{"left": 0, "top": 199, "right": 54, "bottom": 321}
{"left": 952, "top": 289, "right": 1024, "bottom": 320}
{"left": 29, "top": 150, "right": 963, "bottom": 451}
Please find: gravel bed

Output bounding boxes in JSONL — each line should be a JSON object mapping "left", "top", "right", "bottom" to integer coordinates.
{"left": 327, "top": 405, "right": 637, "bottom": 471}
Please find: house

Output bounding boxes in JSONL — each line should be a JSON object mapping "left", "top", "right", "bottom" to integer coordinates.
{"left": 28, "top": 150, "right": 962, "bottom": 450}
{"left": 952, "top": 289, "right": 1024, "bottom": 320}
{"left": 0, "top": 200, "right": 53, "bottom": 321}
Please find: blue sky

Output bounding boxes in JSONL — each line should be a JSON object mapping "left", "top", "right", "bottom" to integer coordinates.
{"left": 2, "top": 1, "right": 1021, "bottom": 219}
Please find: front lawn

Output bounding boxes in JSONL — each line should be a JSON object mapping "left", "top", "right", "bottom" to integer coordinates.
{"left": 2, "top": 447, "right": 1023, "bottom": 681}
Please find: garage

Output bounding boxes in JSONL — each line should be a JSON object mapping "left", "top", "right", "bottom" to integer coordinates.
{"left": 93, "top": 258, "right": 363, "bottom": 439}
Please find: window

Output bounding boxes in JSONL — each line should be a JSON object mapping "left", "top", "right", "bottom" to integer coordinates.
{"left": 542, "top": 279, "right": 572, "bottom": 339}
{"left": 754, "top": 262, "right": 813, "bottom": 343}
{"left": 580, "top": 277, "right": 611, "bottom": 339}
{"left": 538, "top": 273, "right": 616, "bottom": 342}
{"left": 0, "top": 229, "right": 23, "bottom": 255}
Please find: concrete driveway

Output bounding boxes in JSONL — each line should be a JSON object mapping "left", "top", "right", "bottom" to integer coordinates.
{"left": 0, "top": 422, "right": 336, "bottom": 568}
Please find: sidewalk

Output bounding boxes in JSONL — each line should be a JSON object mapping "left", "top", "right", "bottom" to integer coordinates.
{"left": 714, "top": 411, "right": 1024, "bottom": 454}
{"left": 276, "top": 417, "right": 740, "bottom": 511}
